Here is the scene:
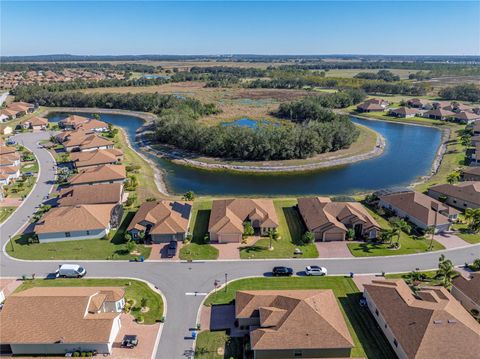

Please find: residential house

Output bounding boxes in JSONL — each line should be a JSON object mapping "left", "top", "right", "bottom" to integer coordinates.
{"left": 63, "top": 133, "right": 114, "bottom": 152}
{"left": 57, "top": 183, "right": 124, "bottom": 207}
{"left": 432, "top": 100, "right": 451, "bottom": 109}
{"left": 424, "top": 108, "right": 455, "bottom": 121}
{"left": 23, "top": 116, "right": 49, "bottom": 131}
{"left": 208, "top": 199, "right": 279, "bottom": 243}
{"left": 235, "top": 290, "right": 354, "bottom": 359}
{"left": 34, "top": 204, "right": 121, "bottom": 242}
{"left": 59, "top": 115, "right": 91, "bottom": 130}
{"left": 297, "top": 197, "right": 380, "bottom": 241}
{"left": 461, "top": 166, "right": 480, "bottom": 181}
{"left": 470, "top": 145, "right": 480, "bottom": 166}
{"left": 77, "top": 119, "right": 109, "bottom": 132}
{"left": 472, "top": 120, "right": 480, "bottom": 135}
{"left": 70, "top": 149, "right": 124, "bottom": 169}
{"left": 377, "top": 190, "right": 459, "bottom": 233}
{"left": 451, "top": 274, "right": 480, "bottom": 319}
{"left": 389, "top": 107, "right": 419, "bottom": 118}
{"left": 357, "top": 98, "right": 389, "bottom": 113}
{"left": 0, "top": 146, "right": 20, "bottom": 185}
{"left": 363, "top": 279, "right": 480, "bottom": 359}
{"left": 472, "top": 135, "right": 480, "bottom": 147}
{"left": 428, "top": 182, "right": 480, "bottom": 209}
{"left": 454, "top": 111, "right": 480, "bottom": 124}
{"left": 407, "top": 98, "right": 432, "bottom": 109}
{"left": 0, "top": 125, "right": 13, "bottom": 136}
{"left": 68, "top": 164, "right": 126, "bottom": 186}
{"left": 7, "top": 101, "right": 35, "bottom": 116}
{"left": 0, "top": 108, "right": 19, "bottom": 120}
{"left": 444, "top": 103, "right": 473, "bottom": 113}
{"left": 0, "top": 287, "right": 125, "bottom": 355}
{"left": 127, "top": 200, "right": 192, "bottom": 243}
{"left": 0, "top": 114, "right": 9, "bottom": 122}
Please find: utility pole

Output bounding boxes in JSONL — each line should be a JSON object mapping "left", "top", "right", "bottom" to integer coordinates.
{"left": 9, "top": 235, "right": 14, "bottom": 252}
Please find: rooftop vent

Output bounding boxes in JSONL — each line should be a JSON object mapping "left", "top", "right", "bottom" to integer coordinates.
{"left": 433, "top": 320, "right": 443, "bottom": 324}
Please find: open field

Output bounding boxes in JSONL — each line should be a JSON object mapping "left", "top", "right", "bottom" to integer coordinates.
{"left": 204, "top": 276, "right": 396, "bottom": 359}
{"left": 324, "top": 68, "right": 419, "bottom": 79}
{"left": 17, "top": 278, "right": 163, "bottom": 324}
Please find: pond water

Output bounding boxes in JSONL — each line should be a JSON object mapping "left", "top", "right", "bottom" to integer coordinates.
{"left": 141, "top": 74, "right": 170, "bottom": 79}
{"left": 221, "top": 117, "right": 278, "bottom": 128}
{"left": 47, "top": 112, "right": 442, "bottom": 196}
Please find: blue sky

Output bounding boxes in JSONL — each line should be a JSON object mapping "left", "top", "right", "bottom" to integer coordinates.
{"left": 1, "top": 1, "right": 479, "bottom": 56}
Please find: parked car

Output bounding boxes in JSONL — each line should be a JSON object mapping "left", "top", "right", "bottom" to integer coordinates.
{"left": 56, "top": 264, "right": 86, "bottom": 278}
{"left": 121, "top": 335, "right": 138, "bottom": 348}
{"left": 305, "top": 265, "right": 327, "bottom": 276}
{"left": 166, "top": 241, "right": 178, "bottom": 258}
{"left": 272, "top": 266, "right": 293, "bottom": 276}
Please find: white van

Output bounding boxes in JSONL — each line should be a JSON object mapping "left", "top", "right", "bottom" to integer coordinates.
{"left": 57, "top": 264, "right": 87, "bottom": 278}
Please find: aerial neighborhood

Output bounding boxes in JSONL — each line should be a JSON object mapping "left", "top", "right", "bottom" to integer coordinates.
{"left": 1, "top": 3, "right": 480, "bottom": 357}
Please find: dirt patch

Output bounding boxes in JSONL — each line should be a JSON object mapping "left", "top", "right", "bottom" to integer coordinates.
{"left": 226, "top": 88, "right": 313, "bottom": 101}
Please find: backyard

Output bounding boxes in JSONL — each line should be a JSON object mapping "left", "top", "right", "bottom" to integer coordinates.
{"left": 16, "top": 278, "right": 163, "bottom": 324}
{"left": 203, "top": 276, "right": 395, "bottom": 359}
{"left": 6, "top": 211, "right": 152, "bottom": 260}
{"left": 347, "top": 207, "right": 445, "bottom": 257}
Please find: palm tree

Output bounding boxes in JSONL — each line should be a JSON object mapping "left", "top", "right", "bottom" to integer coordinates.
{"left": 436, "top": 254, "right": 456, "bottom": 289}
{"left": 425, "top": 226, "right": 436, "bottom": 251}
{"left": 379, "top": 229, "right": 395, "bottom": 244}
{"left": 465, "top": 208, "right": 480, "bottom": 233}
{"left": 389, "top": 217, "right": 411, "bottom": 247}
{"left": 446, "top": 171, "right": 460, "bottom": 184}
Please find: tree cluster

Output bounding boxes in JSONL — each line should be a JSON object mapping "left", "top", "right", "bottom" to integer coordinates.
{"left": 439, "top": 84, "right": 480, "bottom": 102}
{"left": 354, "top": 70, "right": 400, "bottom": 82}
{"left": 361, "top": 81, "right": 426, "bottom": 96}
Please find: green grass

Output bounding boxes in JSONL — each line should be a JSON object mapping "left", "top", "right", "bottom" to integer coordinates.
{"left": 20, "top": 160, "right": 39, "bottom": 174}
{"left": 349, "top": 109, "right": 446, "bottom": 126}
{"left": 452, "top": 222, "right": 480, "bottom": 244}
{"left": 16, "top": 278, "right": 163, "bottom": 324}
{"left": 240, "top": 199, "right": 318, "bottom": 259}
{"left": 347, "top": 208, "right": 445, "bottom": 257}
{"left": 0, "top": 206, "right": 15, "bottom": 223}
{"left": 386, "top": 270, "right": 459, "bottom": 287}
{"left": 6, "top": 211, "right": 152, "bottom": 260}
{"left": 180, "top": 200, "right": 218, "bottom": 260}
{"left": 204, "top": 276, "right": 395, "bottom": 359}
{"left": 4, "top": 175, "right": 36, "bottom": 199}
{"left": 195, "top": 331, "right": 243, "bottom": 359}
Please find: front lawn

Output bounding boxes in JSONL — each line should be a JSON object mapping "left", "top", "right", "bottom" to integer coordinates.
{"left": 452, "top": 221, "right": 480, "bottom": 244}
{"left": 0, "top": 206, "right": 15, "bottom": 223}
{"left": 347, "top": 207, "right": 445, "bottom": 257}
{"left": 240, "top": 199, "right": 318, "bottom": 259}
{"left": 204, "top": 276, "right": 395, "bottom": 359}
{"left": 6, "top": 211, "right": 151, "bottom": 260}
{"left": 4, "top": 175, "right": 36, "bottom": 199}
{"left": 180, "top": 200, "right": 218, "bottom": 260}
{"left": 195, "top": 330, "right": 243, "bottom": 359}
{"left": 16, "top": 278, "right": 163, "bottom": 324}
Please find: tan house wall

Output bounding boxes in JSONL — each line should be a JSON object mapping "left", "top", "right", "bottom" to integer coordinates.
{"left": 254, "top": 348, "right": 352, "bottom": 359}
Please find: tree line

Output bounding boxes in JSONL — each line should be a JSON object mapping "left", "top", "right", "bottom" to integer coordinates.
{"left": 439, "top": 84, "right": 480, "bottom": 103}
{"left": 354, "top": 70, "right": 400, "bottom": 82}
{"left": 0, "top": 62, "right": 160, "bottom": 73}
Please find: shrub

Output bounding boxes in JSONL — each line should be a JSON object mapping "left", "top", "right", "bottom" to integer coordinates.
{"left": 299, "top": 231, "right": 315, "bottom": 245}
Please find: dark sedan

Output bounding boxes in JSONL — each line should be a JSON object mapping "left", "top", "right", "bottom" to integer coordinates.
{"left": 272, "top": 266, "right": 293, "bottom": 276}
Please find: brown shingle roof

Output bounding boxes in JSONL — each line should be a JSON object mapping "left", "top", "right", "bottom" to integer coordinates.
{"left": 452, "top": 273, "right": 480, "bottom": 306}
{"left": 428, "top": 182, "right": 480, "bottom": 206}
{"left": 57, "top": 183, "right": 123, "bottom": 206}
{"left": 298, "top": 197, "right": 380, "bottom": 233}
{"left": 127, "top": 200, "right": 192, "bottom": 235}
{"left": 64, "top": 133, "right": 113, "bottom": 150}
{"left": 34, "top": 204, "right": 114, "bottom": 233}
{"left": 60, "top": 115, "right": 90, "bottom": 127}
{"left": 462, "top": 166, "right": 480, "bottom": 176}
{"left": 70, "top": 149, "right": 123, "bottom": 168}
{"left": 77, "top": 119, "right": 108, "bottom": 131}
{"left": 209, "top": 199, "right": 279, "bottom": 234}
{"left": 68, "top": 164, "right": 126, "bottom": 185}
{"left": 364, "top": 279, "right": 480, "bottom": 359}
{"left": 379, "top": 191, "right": 458, "bottom": 226}
{"left": 236, "top": 290, "right": 354, "bottom": 351}
{"left": 0, "top": 287, "right": 124, "bottom": 344}
{"left": 26, "top": 116, "right": 49, "bottom": 126}
{"left": 425, "top": 108, "right": 455, "bottom": 117}
{"left": 390, "top": 107, "right": 419, "bottom": 116}
{"left": 455, "top": 111, "right": 480, "bottom": 121}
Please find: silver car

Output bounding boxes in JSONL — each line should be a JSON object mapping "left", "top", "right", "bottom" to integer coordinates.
{"left": 305, "top": 265, "right": 328, "bottom": 276}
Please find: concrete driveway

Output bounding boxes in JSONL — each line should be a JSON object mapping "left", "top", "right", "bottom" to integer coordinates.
{"left": 316, "top": 241, "right": 355, "bottom": 258}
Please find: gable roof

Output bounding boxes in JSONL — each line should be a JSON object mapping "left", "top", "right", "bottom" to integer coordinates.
{"left": 390, "top": 107, "right": 419, "bottom": 116}
{"left": 424, "top": 108, "right": 455, "bottom": 117}
{"left": 452, "top": 273, "right": 480, "bottom": 306}
{"left": 77, "top": 119, "right": 109, "bottom": 131}
{"left": 34, "top": 204, "right": 114, "bottom": 233}
{"left": 127, "top": 200, "right": 192, "bottom": 235}
{"left": 462, "top": 166, "right": 480, "bottom": 176}
{"left": 236, "top": 290, "right": 354, "bottom": 351}
{"left": 26, "top": 116, "right": 49, "bottom": 126}
{"left": 60, "top": 115, "right": 91, "bottom": 127}
{"left": 379, "top": 191, "right": 458, "bottom": 226}
{"left": 70, "top": 149, "right": 123, "bottom": 168}
{"left": 57, "top": 183, "right": 122, "bottom": 206}
{"left": 64, "top": 133, "right": 113, "bottom": 150}
{"left": 428, "top": 182, "right": 480, "bottom": 206}
{"left": 209, "top": 198, "right": 279, "bottom": 234}
{"left": 0, "top": 287, "right": 124, "bottom": 344}
{"left": 68, "top": 164, "right": 126, "bottom": 185}
{"left": 364, "top": 279, "right": 480, "bottom": 359}
{"left": 455, "top": 111, "right": 480, "bottom": 121}
{"left": 298, "top": 197, "right": 380, "bottom": 232}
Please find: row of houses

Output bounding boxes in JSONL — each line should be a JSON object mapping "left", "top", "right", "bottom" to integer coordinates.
{"left": 467, "top": 120, "right": 480, "bottom": 166}
{"left": 0, "top": 101, "right": 36, "bottom": 122}
{"left": 34, "top": 115, "right": 127, "bottom": 242}
{"left": 357, "top": 98, "right": 480, "bottom": 123}
{"left": 0, "top": 144, "right": 21, "bottom": 187}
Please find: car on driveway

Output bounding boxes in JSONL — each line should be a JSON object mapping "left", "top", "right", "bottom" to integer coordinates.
{"left": 121, "top": 335, "right": 138, "bottom": 348}
{"left": 166, "top": 241, "right": 178, "bottom": 258}
{"left": 305, "top": 265, "right": 327, "bottom": 276}
{"left": 272, "top": 266, "right": 293, "bottom": 276}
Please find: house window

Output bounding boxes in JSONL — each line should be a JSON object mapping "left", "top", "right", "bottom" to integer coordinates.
{"left": 393, "top": 339, "right": 398, "bottom": 347}
{"left": 293, "top": 350, "right": 302, "bottom": 357}
{"left": 375, "top": 309, "right": 379, "bottom": 316}
{"left": 86, "top": 230, "right": 90, "bottom": 236}
{"left": 453, "top": 200, "right": 457, "bottom": 204}
{"left": 65, "top": 232, "right": 71, "bottom": 237}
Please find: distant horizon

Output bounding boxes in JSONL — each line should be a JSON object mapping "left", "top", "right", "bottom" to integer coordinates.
{"left": 1, "top": 1, "right": 478, "bottom": 56}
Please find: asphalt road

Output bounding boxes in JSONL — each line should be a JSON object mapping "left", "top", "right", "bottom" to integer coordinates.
{"left": 1, "top": 131, "right": 479, "bottom": 359}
